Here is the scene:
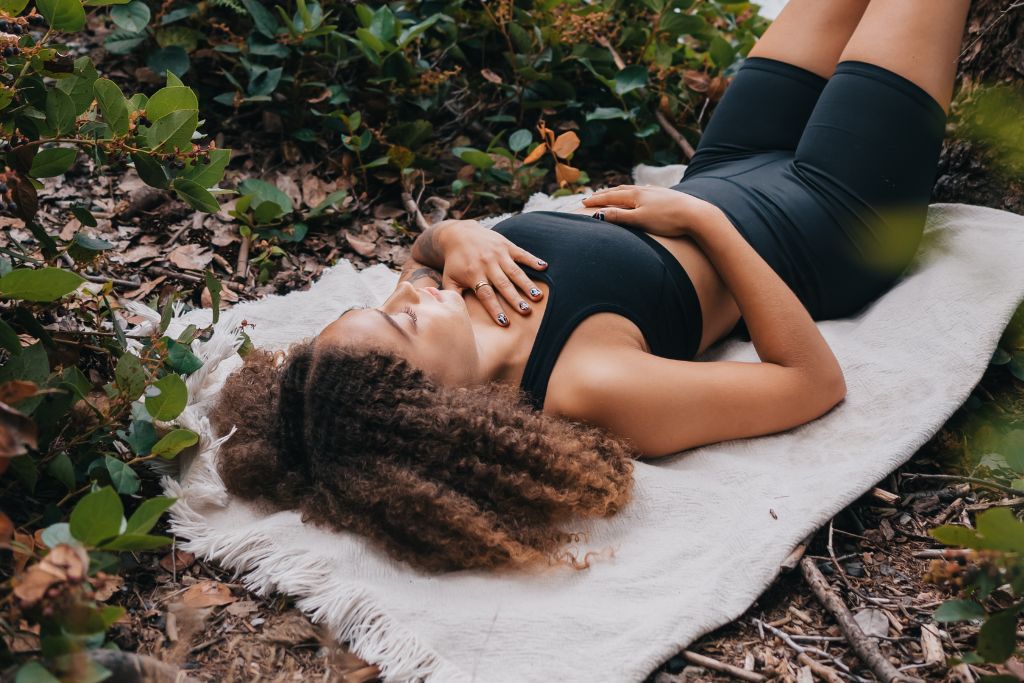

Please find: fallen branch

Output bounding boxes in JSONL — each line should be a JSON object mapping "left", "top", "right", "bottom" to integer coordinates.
{"left": 681, "top": 650, "right": 764, "bottom": 682}
{"left": 798, "top": 652, "right": 846, "bottom": 683}
{"left": 401, "top": 190, "right": 431, "bottom": 232}
{"left": 800, "top": 557, "right": 924, "bottom": 683}
{"left": 235, "top": 233, "right": 251, "bottom": 283}
{"left": 752, "top": 617, "right": 865, "bottom": 682}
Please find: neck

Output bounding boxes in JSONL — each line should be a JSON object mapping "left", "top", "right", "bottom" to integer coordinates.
{"left": 463, "top": 288, "right": 546, "bottom": 386}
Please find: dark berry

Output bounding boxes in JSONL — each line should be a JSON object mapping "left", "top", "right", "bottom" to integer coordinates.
{"left": 3, "top": 46, "right": 17, "bottom": 57}
{"left": 0, "top": 182, "right": 7, "bottom": 193}
{"left": 27, "top": 15, "right": 44, "bottom": 26}
{"left": 9, "top": 24, "right": 21, "bottom": 34}
{"left": 7, "top": 201, "right": 16, "bottom": 212}
{"left": 0, "top": 21, "right": 9, "bottom": 32}
{"left": 137, "top": 115, "right": 149, "bottom": 126}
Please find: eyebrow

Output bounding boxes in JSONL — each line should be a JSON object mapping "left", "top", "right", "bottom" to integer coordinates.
{"left": 336, "top": 305, "right": 410, "bottom": 342}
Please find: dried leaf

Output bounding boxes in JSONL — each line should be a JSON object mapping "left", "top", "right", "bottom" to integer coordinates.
{"left": 550, "top": 131, "right": 580, "bottom": 159}
{"left": 182, "top": 580, "right": 235, "bottom": 608}
{"left": 13, "top": 532, "right": 34, "bottom": 573}
{"left": 554, "top": 162, "right": 581, "bottom": 187}
{"left": 14, "top": 544, "right": 87, "bottom": 607}
{"left": 522, "top": 143, "right": 547, "bottom": 165}
{"left": 225, "top": 599, "right": 258, "bottom": 618}
{"left": 260, "top": 612, "right": 318, "bottom": 645}
{"left": 0, "top": 380, "right": 40, "bottom": 405}
{"left": 0, "top": 511, "right": 13, "bottom": 543}
{"left": 480, "top": 68, "right": 503, "bottom": 84}
{"left": 537, "top": 121, "right": 556, "bottom": 149}
{"left": 274, "top": 173, "right": 303, "bottom": 209}
{"left": 853, "top": 608, "right": 889, "bottom": 638}
{"left": 168, "top": 243, "right": 214, "bottom": 271}
{"left": 91, "top": 572, "right": 123, "bottom": 602}
{"left": 115, "top": 244, "right": 161, "bottom": 264}
{"left": 683, "top": 69, "right": 710, "bottom": 93}
{"left": 159, "top": 549, "right": 195, "bottom": 573}
{"left": 0, "top": 401, "right": 38, "bottom": 458}
{"left": 345, "top": 233, "right": 376, "bottom": 258}
{"left": 123, "top": 276, "right": 167, "bottom": 300}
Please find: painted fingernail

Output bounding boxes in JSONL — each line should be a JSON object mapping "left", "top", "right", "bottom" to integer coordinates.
{"left": 593, "top": 211, "right": 606, "bottom": 221}
{"left": 518, "top": 301, "right": 530, "bottom": 311}
{"left": 497, "top": 313, "right": 509, "bottom": 326}
{"left": 529, "top": 287, "right": 542, "bottom": 298}
{"left": 536, "top": 259, "right": 547, "bottom": 267}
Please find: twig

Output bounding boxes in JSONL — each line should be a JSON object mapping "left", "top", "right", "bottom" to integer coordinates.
{"left": 148, "top": 266, "right": 245, "bottom": 293}
{"left": 901, "top": 473, "right": 1024, "bottom": 498}
{"left": 800, "top": 557, "right": 924, "bottom": 683}
{"left": 596, "top": 36, "right": 696, "bottom": 160}
{"left": 401, "top": 184, "right": 431, "bottom": 232}
{"left": 653, "top": 109, "right": 697, "bottom": 160}
{"left": 798, "top": 652, "right": 845, "bottom": 683}
{"left": 780, "top": 533, "right": 812, "bottom": 572}
{"left": 681, "top": 650, "right": 764, "bottom": 682}
{"left": 752, "top": 617, "right": 866, "bottom": 681}
{"left": 235, "top": 234, "right": 251, "bottom": 282}
{"left": 959, "top": 1, "right": 1024, "bottom": 60}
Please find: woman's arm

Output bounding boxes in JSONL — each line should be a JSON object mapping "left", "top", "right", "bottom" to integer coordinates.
{"left": 688, "top": 201, "right": 844, "bottom": 381}
{"left": 397, "top": 255, "right": 442, "bottom": 289}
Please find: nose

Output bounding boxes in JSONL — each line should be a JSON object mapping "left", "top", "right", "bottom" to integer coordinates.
{"left": 384, "top": 280, "right": 422, "bottom": 308}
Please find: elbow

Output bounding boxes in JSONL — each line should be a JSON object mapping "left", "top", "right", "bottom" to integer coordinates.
{"left": 824, "top": 366, "right": 847, "bottom": 407}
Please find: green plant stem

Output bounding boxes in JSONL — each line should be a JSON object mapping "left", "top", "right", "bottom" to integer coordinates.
{"left": 0, "top": 245, "right": 41, "bottom": 263}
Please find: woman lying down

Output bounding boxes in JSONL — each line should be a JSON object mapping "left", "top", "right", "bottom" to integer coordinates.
{"left": 211, "top": 0, "right": 967, "bottom": 573}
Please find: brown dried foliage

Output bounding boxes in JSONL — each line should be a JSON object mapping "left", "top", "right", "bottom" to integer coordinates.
{"left": 210, "top": 342, "right": 637, "bottom": 573}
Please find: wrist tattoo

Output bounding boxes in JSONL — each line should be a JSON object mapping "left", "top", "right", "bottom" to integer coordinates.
{"left": 401, "top": 266, "right": 442, "bottom": 287}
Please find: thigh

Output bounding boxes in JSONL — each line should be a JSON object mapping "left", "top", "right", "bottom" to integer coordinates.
{"left": 686, "top": 57, "right": 826, "bottom": 176}
{"left": 794, "top": 61, "right": 947, "bottom": 280}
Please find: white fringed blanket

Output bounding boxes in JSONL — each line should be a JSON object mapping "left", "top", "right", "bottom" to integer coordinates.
{"left": 139, "top": 165, "right": 1024, "bottom": 682}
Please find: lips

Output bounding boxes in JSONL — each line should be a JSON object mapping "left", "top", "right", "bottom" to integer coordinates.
{"left": 424, "top": 286, "right": 443, "bottom": 301}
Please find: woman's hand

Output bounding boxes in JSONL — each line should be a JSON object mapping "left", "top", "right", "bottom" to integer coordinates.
{"left": 433, "top": 219, "right": 549, "bottom": 326}
{"left": 581, "top": 185, "right": 709, "bottom": 237}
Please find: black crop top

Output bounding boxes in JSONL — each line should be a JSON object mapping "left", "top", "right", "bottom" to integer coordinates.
{"left": 489, "top": 211, "right": 703, "bottom": 411}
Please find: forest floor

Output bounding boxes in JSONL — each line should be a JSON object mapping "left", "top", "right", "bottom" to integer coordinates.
{"left": 22, "top": 145, "right": 1021, "bottom": 682}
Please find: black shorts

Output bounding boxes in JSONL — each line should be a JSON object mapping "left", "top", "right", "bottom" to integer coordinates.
{"left": 673, "top": 57, "right": 947, "bottom": 334}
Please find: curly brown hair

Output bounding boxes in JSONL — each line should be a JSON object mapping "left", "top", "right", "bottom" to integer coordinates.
{"left": 210, "top": 339, "right": 637, "bottom": 573}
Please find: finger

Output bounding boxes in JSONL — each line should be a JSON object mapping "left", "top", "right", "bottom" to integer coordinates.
{"left": 472, "top": 275, "right": 509, "bottom": 327}
{"left": 582, "top": 189, "right": 637, "bottom": 208}
{"left": 500, "top": 258, "right": 538, "bottom": 314}
{"left": 442, "top": 273, "right": 464, "bottom": 295}
{"left": 511, "top": 249, "right": 548, "bottom": 291}
{"left": 487, "top": 264, "right": 529, "bottom": 319}
{"left": 592, "top": 207, "right": 641, "bottom": 227}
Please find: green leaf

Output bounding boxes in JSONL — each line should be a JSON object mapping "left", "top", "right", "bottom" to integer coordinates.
{"left": 933, "top": 599, "right": 987, "bottom": 623}
{"left": 69, "top": 486, "right": 124, "bottom": 546}
{"left": 118, "top": 419, "right": 157, "bottom": 455}
{"left": 0, "top": 0, "right": 29, "bottom": 12}
{"left": 307, "top": 189, "right": 348, "bottom": 218}
{"left": 975, "top": 507, "right": 1024, "bottom": 553}
{"left": 47, "top": 452, "right": 75, "bottom": 489}
{"left": 165, "top": 338, "right": 203, "bottom": 374}
{"left": 14, "top": 661, "right": 60, "bottom": 683}
{"left": 37, "top": 0, "right": 86, "bottom": 30}
{"left": 614, "top": 65, "right": 648, "bottom": 95}
{"left": 151, "top": 428, "right": 197, "bottom": 459}
{"left": 125, "top": 495, "right": 176, "bottom": 534}
{"left": 241, "top": 0, "right": 279, "bottom": 37}
{"left": 145, "top": 85, "right": 199, "bottom": 122}
{"left": 237, "top": 178, "right": 292, "bottom": 214}
{"left": 45, "top": 88, "right": 77, "bottom": 135}
{"left": 105, "top": 456, "right": 140, "bottom": 494}
{"left": 0, "top": 318, "right": 20, "bottom": 355}
{"left": 931, "top": 524, "right": 980, "bottom": 548}
{"left": 115, "top": 353, "right": 147, "bottom": 400}
{"left": 144, "top": 109, "right": 197, "bottom": 152}
{"left": 72, "top": 233, "right": 114, "bottom": 253}
{"left": 586, "top": 106, "right": 630, "bottom": 121}
{"left": 172, "top": 177, "right": 219, "bottom": 212}
{"left": 30, "top": 147, "right": 77, "bottom": 178}
{"left": 56, "top": 58, "right": 100, "bottom": 115}
{"left": 977, "top": 607, "right": 1018, "bottom": 662}
{"left": 0, "top": 268, "right": 84, "bottom": 302}
{"left": 144, "top": 373, "right": 187, "bottom": 420}
{"left": 111, "top": 0, "right": 150, "bottom": 32}
{"left": 509, "top": 129, "right": 532, "bottom": 153}
{"left": 452, "top": 146, "right": 493, "bottom": 170}
{"left": 100, "top": 533, "right": 171, "bottom": 551}
{"left": 708, "top": 34, "right": 735, "bottom": 69}
{"left": 104, "top": 28, "right": 147, "bottom": 54}
{"left": 147, "top": 46, "right": 190, "bottom": 78}
{"left": 181, "top": 148, "right": 230, "bottom": 188}
{"left": 130, "top": 152, "right": 169, "bottom": 190}
{"left": 203, "top": 269, "right": 221, "bottom": 324}
{"left": 40, "top": 522, "right": 75, "bottom": 549}
{"left": 368, "top": 4, "right": 395, "bottom": 42}
{"left": 93, "top": 78, "right": 130, "bottom": 135}
{"left": 71, "top": 206, "right": 98, "bottom": 227}
{"left": 355, "top": 27, "right": 385, "bottom": 54}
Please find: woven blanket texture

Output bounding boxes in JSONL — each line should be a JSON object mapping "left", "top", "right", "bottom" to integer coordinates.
{"left": 139, "top": 164, "right": 1024, "bottom": 683}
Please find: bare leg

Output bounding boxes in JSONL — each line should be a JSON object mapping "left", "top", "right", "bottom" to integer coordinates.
{"left": 748, "top": 0, "right": 872, "bottom": 78}
{"left": 838, "top": 0, "right": 972, "bottom": 114}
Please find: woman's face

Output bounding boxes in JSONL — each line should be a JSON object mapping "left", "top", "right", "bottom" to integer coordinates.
{"left": 317, "top": 281, "right": 481, "bottom": 386}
